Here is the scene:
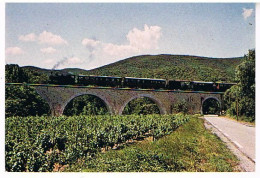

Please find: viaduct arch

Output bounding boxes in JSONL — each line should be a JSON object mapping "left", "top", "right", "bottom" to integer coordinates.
{"left": 64, "top": 93, "right": 113, "bottom": 115}
{"left": 33, "top": 85, "right": 224, "bottom": 116}
{"left": 118, "top": 94, "right": 167, "bottom": 115}
{"left": 201, "top": 96, "right": 222, "bottom": 115}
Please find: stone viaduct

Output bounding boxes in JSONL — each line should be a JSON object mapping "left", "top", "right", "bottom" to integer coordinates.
{"left": 33, "top": 85, "right": 223, "bottom": 116}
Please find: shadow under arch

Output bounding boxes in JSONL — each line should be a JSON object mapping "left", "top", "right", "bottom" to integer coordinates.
{"left": 201, "top": 96, "right": 221, "bottom": 115}
{"left": 63, "top": 92, "right": 113, "bottom": 115}
{"left": 118, "top": 94, "right": 167, "bottom": 115}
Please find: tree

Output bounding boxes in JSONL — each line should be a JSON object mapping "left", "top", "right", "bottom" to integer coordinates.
{"left": 5, "top": 64, "right": 50, "bottom": 117}
{"left": 5, "top": 85, "right": 50, "bottom": 117}
{"left": 5, "top": 64, "right": 29, "bottom": 83}
{"left": 224, "top": 49, "right": 255, "bottom": 122}
{"left": 63, "top": 95, "right": 108, "bottom": 116}
{"left": 171, "top": 100, "right": 188, "bottom": 114}
{"left": 122, "top": 97, "right": 160, "bottom": 115}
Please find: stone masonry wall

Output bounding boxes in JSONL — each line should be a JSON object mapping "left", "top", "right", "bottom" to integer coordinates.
{"left": 35, "top": 86, "right": 222, "bottom": 116}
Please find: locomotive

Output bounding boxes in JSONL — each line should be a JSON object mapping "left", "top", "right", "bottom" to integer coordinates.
{"left": 49, "top": 72, "right": 236, "bottom": 92}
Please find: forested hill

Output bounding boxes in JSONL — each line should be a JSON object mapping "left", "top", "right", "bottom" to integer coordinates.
{"left": 22, "top": 54, "right": 244, "bottom": 82}
{"left": 84, "top": 55, "right": 243, "bottom": 82}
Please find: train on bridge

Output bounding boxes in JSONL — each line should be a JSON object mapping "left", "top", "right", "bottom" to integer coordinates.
{"left": 49, "top": 72, "right": 236, "bottom": 92}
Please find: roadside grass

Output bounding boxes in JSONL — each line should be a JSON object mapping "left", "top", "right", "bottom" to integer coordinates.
{"left": 224, "top": 115, "right": 255, "bottom": 126}
{"left": 67, "top": 115, "right": 240, "bottom": 172}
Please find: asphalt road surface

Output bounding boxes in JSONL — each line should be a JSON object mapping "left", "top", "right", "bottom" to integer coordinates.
{"left": 204, "top": 115, "right": 255, "bottom": 162}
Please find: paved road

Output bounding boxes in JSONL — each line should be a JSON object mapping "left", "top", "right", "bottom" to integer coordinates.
{"left": 204, "top": 115, "right": 255, "bottom": 162}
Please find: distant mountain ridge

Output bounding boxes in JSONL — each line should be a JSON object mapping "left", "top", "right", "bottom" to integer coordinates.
{"left": 22, "top": 54, "right": 244, "bottom": 82}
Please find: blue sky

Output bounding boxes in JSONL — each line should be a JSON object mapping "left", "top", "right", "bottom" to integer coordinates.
{"left": 5, "top": 3, "right": 255, "bottom": 70}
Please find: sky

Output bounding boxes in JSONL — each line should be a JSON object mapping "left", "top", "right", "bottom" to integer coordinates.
{"left": 5, "top": 3, "right": 255, "bottom": 70}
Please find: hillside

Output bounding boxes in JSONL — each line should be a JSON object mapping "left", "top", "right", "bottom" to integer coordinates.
{"left": 83, "top": 54, "right": 243, "bottom": 82}
{"left": 22, "top": 54, "right": 244, "bottom": 82}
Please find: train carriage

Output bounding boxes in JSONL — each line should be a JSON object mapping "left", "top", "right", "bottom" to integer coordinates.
{"left": 78, "top": 75, "right": 122, "bottom": 87}
{"left": 191, "top": 81, "right": 215, "bottom": 91}
{"left": 49, "top": 72, "right": 236, "bottom": 92}
{"left": 168, "top": 80, "right": 191, "bottom": 90}
{"left": 123, "top": 77, "right": 166, "bottom": 89}
{"left": 215, "top": 82, "right": 236, "bottom": 92}
{"left": 77, "top": 75, "right": 90, "bottom": 85}
{"left": 190, "top": 81, "right": 236, "bottom": 92}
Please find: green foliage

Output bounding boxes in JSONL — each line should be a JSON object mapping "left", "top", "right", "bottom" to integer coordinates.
{"left": 5, "top": 85, "right": 50, "bottom": 117}
{"left": 5, "top": 114, "right": 190, "bottom": 172}
{"left": 23, "top": 69, "right": 49, "bottom": 84}
{"left": 65, "top": 96, "right": 161, "bottom": 116}
{"left": 81, "top": 148, "right": 170, "bottom": 172}
{"left": 123, "top": 97, "right": 160, "bottom": 115}
{"left": 224, "top": 50, "right": 255, "bottom": 122}
{"left": 235, "top": 50, "right": 255, "bottom": 95}
{"left": 6, "top": 64, "right": 48, "bottom": 83}
{"left": 5, "top": 64, "right": 29, "bottom": 83}
{"left": 63, "top": 95, "right": 108, "bottom": 116}
{"left": 202, "top": 98, "right": 220, "bottom": 115}
{"left": 81, "top": 55, "right": 243, "bottom": 82}
{"left": 5, "top": 64, "right": 50, "bottom": 117}
{"left": 171, "top": 100, "right": 188, "bottom": 114}
{"left": 71, "top": 116, "right": 239, "bottom": 172}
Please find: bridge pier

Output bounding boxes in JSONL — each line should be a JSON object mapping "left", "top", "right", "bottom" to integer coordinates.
{"left": 49, "top": 102, "right": 65, "bottom": 116}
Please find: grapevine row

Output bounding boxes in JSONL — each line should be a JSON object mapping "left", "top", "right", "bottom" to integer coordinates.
{"left": 5, "top": 114, "right": 190, "bottom": 172}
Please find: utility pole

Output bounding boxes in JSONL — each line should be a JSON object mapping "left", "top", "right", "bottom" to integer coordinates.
{"left": 236, "top": 97, "right": 238, "bottom": 121}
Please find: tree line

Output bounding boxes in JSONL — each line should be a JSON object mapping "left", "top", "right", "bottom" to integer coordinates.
{"left": 224, "top": 49, "right": 255, "bottom": 122}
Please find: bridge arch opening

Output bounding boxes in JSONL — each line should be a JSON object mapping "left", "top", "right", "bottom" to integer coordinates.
{"left": 202, "top": 97, "right": 221, "bottom": 115}
{"left": 120, "top": 95, "right": 166, "bottom": 115}
{"left": 63, "top": 94, "right": 110, "bottom": 116}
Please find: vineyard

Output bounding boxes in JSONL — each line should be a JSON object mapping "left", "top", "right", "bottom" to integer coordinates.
{"left": 5, "top": 114, "right": 190, "bottom": 172}
{"left": 5, "top": 52, "right": 252, "bottom": 172}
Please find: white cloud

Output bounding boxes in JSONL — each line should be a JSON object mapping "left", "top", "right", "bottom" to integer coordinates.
{"left": 81, "top": 24, "right": 162, "bottom": 67}
{"left": 19, "top": 33, "right": 36, "bottom": 42}
{"left": 67, "top": 57, "right": 83, "bottom": 64}
{"left": 102, "top": 43, "right": 136, "bottom": 57}
{"left": 19, "top": 31, "right": 68, "bottom": 46}
{"left": 242, "top": 8, "right": 253, "bottom": 20}
{"left": 43, "top": 59, "right": 55, "bottom": 64}
{"left": 38, "top": 31, "right": 68, "bottom": 45}
{"left": 40, "top": 47, "right": 57, "bottom": 54}
{"left": 81, "top": 38, "right": 101, "bottom": 58}
{"left": 5, "top": 47, "right": 25, "bottom": 55}
{"left": 82, "top": 38, "right": 100, "bottom": 47}
{"left": 101, "top": 24, "right": 161, "bottom": 58}
{"left": 127, "top": 24, "right": 162, "bottom": 50}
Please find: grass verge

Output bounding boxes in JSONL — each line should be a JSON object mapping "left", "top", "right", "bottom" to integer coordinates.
{"left": 66, "top": 115, "right": 240, "bottom": 172}
{"left": 224, "top": 115, "right": 255, "bottom": 126}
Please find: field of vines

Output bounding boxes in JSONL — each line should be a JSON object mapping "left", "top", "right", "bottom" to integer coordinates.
{"left": 5, "top": 114, "right": 190, "bottom": 172}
